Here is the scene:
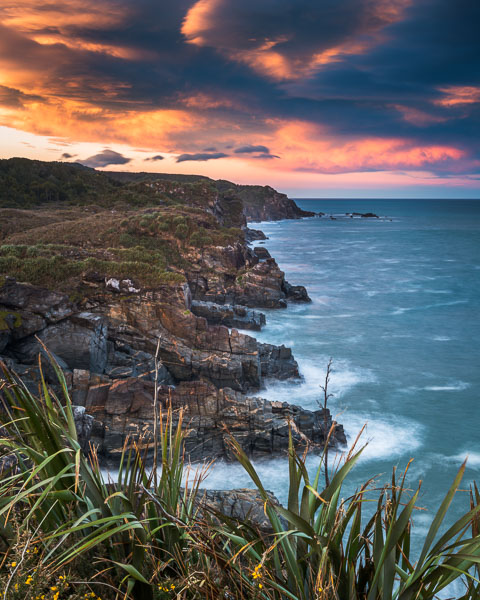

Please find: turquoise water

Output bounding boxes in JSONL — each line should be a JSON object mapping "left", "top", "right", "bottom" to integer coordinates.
{"left": 202, "top": 199, "right": 480, "bottom": 555}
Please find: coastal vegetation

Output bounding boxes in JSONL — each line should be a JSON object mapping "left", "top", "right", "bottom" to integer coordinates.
{"left": 1, "top": 355, "right": 480, "bottom": 600}
{"left": 1, "top": 158, "right": 477, "bottom": 599}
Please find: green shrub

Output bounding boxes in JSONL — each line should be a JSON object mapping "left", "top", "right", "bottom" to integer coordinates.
{"left": 174, "top": 223, "right": 188, "bottom": 240}
{"left": 189, "top": 230, "right": 213, "bottom": 248}
{"left": 157, "top": 222, "right": 169, "bottom": 232}
{"left": 173, "top": 215, "right": 186, "bottom": 226}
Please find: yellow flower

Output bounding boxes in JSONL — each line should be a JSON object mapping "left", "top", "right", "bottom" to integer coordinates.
{"left": 14, "top": 584, "right": 18, "bottom": 591}
{"left": 10, "top": 561, "right": 17, "bottom": 568}
{"left": 252, "top": 563, "right": 263, "bottom": 580}
{"left": 259, "top": 583, "right": 263, "bottom": 589}
{"left": 170, "top": 584, "right": 175, "bottom": 589}
{"left": 26, "top": 575, "right": 33, "bottom": 585}
{"left": 50, "top": 586, "right": 58, "bottom": 591}
{"left": 59, "top": 575, "right": 66, "bottom": 581}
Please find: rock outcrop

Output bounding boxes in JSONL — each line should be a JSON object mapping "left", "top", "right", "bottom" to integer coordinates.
{"left": 229, "top": 185, "right": 315, "bottom": 222}
{"left": 191, "top": 300, "right": 266, "bottom": 331}
{"left": 187, "top": 249, "right": 310, "bottom": 308}
{"left": 83, "top": 378, "right": 346, "bottom": 462}
{"left": 253, "top": 246, "right": 271, "bottom": 260}
{"left": 0, "top": 276, "right": 304, "bottom": 395}
{"left": 259, "top": 343, "right": 300, "bottom": 380}
{"left": 244, "top": 227, "right": 268, "bottom": 242}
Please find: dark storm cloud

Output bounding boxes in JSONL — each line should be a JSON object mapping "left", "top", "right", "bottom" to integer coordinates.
{"left": 176, "top": 152, "right": 228, "bottom": 162}
{"left": 145, "top": 154, "right": 164, "bottom": 161}
{"left": 182, "top": 0, "right": 409, "bottom": 74}
{"left": 82, "top": 149, "right": 131, "bottom": 168}
{"left": 253, "top": 152, "right": 280, "bottom": 159}
{"left": 235, "top": 145, "right": 270, "bottom": 154}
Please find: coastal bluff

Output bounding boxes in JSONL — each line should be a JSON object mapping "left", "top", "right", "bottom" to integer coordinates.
{"left": 0, "top": 158, "right": 346, "bottom": 464}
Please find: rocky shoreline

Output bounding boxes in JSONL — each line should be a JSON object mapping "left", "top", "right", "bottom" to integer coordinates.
{"left": 0, "top": 159, "right": 346, "bottom": 486}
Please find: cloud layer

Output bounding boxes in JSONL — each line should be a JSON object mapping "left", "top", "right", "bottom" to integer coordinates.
{"left": 0, "top": 0, "right": 479, "bottom": 188}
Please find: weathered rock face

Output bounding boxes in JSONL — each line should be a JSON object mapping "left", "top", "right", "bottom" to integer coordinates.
{"left": 13, "top": 313, "right": 108, "bottom": 373}
{"left": 0, "top": 278, "right": 74, "bottom": 352}
{"left": 0, "top": 277, "right": 73, "bottom": 323}
{"left": 253, "top": 246, "right": 271, "bottom": 260}
{"left": 282, "top": 280, "right": 311, "bottom": 303}
{"left": 1, "top": 279, "right": 301, "bottom": 396}
{"left": 191, "top": 300, "right": 266, "bottom": 331}
{"left": 232, "top": 185, "right": 315, "bottom": 222}
{"left": 85, "top": 378, "right": 346, "bottom": 462}
{"left": 186, "top": 244, "right": 309, "bottom": 309}
{"left": 259, "top": 343, "right": 300, "bottom": 380}
{"left": 190, "top": 259, "right": 289, "bottom": 309}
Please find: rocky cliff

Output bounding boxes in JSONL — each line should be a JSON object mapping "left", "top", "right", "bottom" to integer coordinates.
{"left": 0, "top": 158, "right": 345, "bottom": 465}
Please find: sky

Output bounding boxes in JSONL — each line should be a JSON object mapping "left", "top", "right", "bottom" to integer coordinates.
{"left": 0, "top": 0, "right": 479, "bottom": 198}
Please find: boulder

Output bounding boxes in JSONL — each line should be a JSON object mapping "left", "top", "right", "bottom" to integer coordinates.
{"left": 196, "top": 488, "right": 281, "bottom": 530}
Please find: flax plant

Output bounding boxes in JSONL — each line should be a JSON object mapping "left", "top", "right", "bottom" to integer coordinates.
{"left": 218, "top": 431, "right": 480, "bottom": 600}
{"left": 0, "top": 350, "right": 202, "bottom": 599}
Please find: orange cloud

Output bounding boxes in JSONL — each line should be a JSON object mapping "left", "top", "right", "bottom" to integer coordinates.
{"left": 240, "top": 120, "right": 467, "bottom": 174}
{"left": 0, "top": 96, "right": 197, "bottom": 149}
{"left": 180, "top": 92, "right": 243, "bottom": 111}
{"left": 2, "top": 0, "right": 127, "bottom": 32}
{"left": 435, "top": 86, "right": 480, "bottom": 107}
{"left": 392, "top": 104, "right": 446, "bottom": 127}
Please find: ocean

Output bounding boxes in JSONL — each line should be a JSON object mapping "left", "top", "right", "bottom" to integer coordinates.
{"left": 200, "top": 198, "right": 480, "bottom": 559}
